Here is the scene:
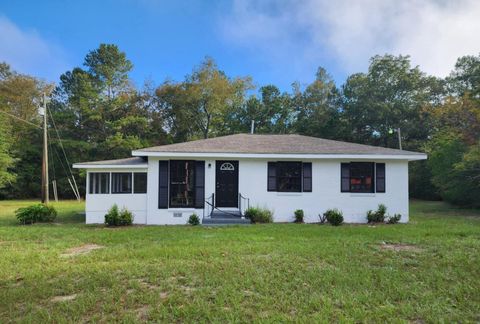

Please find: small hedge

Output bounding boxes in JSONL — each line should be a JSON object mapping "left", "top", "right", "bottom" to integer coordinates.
{"left": 188, "top": 213, "right": 200, "bottom": 226}
{"left": 15, "top": 204, "right": 57, "bottom": 224}
{"left": 245, "top": 207, "right": 273, "bottom": 223}
{"left": 294, "top": 209, "right": 304, "bottom": 223}
{"left": 323, "top": 208, "right": 344, "bottom": 226}
{"left": 367, "top": 204, "right": 387, "bottom": 223}
{"left": 105, "top": 204, "right": 133, "bottom": 226}
{"left": 386, "top": 213, "right": 402, "bottom": 224}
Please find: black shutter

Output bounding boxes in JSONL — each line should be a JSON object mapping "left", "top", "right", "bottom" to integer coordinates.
{"left": 158, "top": 161, "right": 169, "bottom": 209}
{"left": 302, "top": 162, "right": 312, "bottom": 192}
{"left": 195, "top": 161, "right": 205, "bottom": 208}
{"left": 341, "top": 163, "right": 350, "bottom": 192}
{"left": 267, "top": 162, "right": 276, "bottom": 191}
{"left": 376, "top": 163, "right": 386, "bottom": 193}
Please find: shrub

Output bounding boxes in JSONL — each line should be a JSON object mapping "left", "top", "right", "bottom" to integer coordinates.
{"left": 323, "top": 209, "right": 344, "bottom": 226}
{"left": 118, "top": 208, "right": 133, "bottom": 226}
{"left": 15, "top": 204, "right": 57, "bottom": 224}
{"left": 188, "top": 213, "right": 200, "bottom": 226}
{"left": 387, "top": 214, "right": 401, "bottom": 224}
{"left": 367, "top": 204, "right": 387, "bottom": 223}
{"left": 104, "top": 204, "right": 119, "bottom": 226}
{"left": 245, "top": 207, "right": 273, "bottom": 224}
{"left": 104, "top": 205, "right": 133, "bottom": 226}
{"left": 294, "top": 209, "right": 304, "bottom": 223}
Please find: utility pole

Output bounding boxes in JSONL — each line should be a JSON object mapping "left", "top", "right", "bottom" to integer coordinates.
{"left": 41, "top": 93, "right": 49, "bottom": 204}
{"left": 397, "top": 128, "right": 402, "bottom": 150}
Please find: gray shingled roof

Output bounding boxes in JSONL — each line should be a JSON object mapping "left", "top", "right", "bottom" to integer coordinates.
{"left": 135, "top": 134, "right": 424, "bottom": 155}
{"left": 75, "top": 157, "right": 147, "bottom": 166}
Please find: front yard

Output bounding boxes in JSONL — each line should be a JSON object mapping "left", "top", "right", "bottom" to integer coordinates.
{"left": 0, "top": 200, "right": 479, "bottom": 322}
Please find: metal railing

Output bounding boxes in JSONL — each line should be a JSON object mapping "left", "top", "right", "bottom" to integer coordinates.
{"left": 238, "top": 193, "right": 250, "bottom": 216}
{"left": 203, "top": 193, "right": 215, "bottom": 219}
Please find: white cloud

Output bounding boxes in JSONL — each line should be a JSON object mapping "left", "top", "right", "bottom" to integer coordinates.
{"left": 0, "top": 16, "right": 70, "bottom": 81}
{"left": 219, "top": 0, "right": 480, "bottom": 79}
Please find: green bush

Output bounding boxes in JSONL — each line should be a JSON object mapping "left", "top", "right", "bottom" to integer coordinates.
{"left": 367, "top": 204, "right": 387, "bottom": 223}
{"left": 323, "top": 208, "right": 343, "bottom": 226}
{"left": 188, "top": 213, "right": 200, "bottom": 226}
{"left": 294, "top": 209, "right": 304, "bottom": 223}
{"left": 105, "top": 205, "right": 133, "bottom": 226}
{"left": 245, "top": 207, "right": 273, "bottom": 223}
{"left": 15, "top": 204, "right": 57, "bottom": 224}
{"left": 387, "top": 214, "right": 402, "bottom": 224}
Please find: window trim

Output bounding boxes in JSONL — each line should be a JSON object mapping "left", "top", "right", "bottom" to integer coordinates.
{"left": 111, "top": 172, "right": 133, "bottom": 194}
{"left": 88, "top": 172, "right": 110, "bottom": 194}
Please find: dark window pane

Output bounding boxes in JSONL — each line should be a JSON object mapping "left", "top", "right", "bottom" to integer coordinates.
{"left": 169, "top": 160, "right": 195, "bottom": 207}
{"left": 112, "top": 173, "right": 132, "bottom": 194}
{"left": 277, "top": 162, "right": 302, "bottom": 192}
{"left": 349, "top": 162, "right": 374, "bottom": 193}
{"left": 134, "top": 173, "right": 147, "bottom": 193}
{"left": 89, "top": 172, "right": 109, "bottom": 194}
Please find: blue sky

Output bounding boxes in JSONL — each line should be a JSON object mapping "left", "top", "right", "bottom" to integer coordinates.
{"left": 1, "top": 0, "right": 479, "bottom": 92}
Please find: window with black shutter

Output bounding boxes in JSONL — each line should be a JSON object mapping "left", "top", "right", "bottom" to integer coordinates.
{"left": 376, "top": 163, "right": 385, "bottom": 193}
{"left": 267, "top": 162, "right": 311, "bottom": 192}
{"left": 158, "top": 161, "right": 169, "bottom": 208}
{"left": 341, "top": 162, "right": 384, "bottom": 193}
{"left": 169, "top": 160, "right": 195, "bottom": 208}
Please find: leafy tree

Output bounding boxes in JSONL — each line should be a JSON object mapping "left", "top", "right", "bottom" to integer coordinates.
{"left": 294, "top": 67, "right": 343, "bottom": 139}
{"left": 342, "top": 55, "right": 443, "bottom": 149}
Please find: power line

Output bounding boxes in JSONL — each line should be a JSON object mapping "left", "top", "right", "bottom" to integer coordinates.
{"left": 0, "top": 109, "right": 42, "bottom": 129}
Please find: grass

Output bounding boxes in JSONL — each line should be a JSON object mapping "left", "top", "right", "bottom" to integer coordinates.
{"left": 0, "top": 200, "right": 479, "bottom": 322}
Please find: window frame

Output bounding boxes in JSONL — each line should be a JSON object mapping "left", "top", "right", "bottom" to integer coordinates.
{"left": 89, "top": 172, "right": 110, "bottom": 194}
{"left": 133, "top": 172, "right": 148, "bottom": 194}
{"left": 111, "top": 172, "right": 133, "bottom": 194}
{"left": 268, "top": 161, "right": 310, "bottom": 193}
{"left": 169, "top": 160, "right": 196, "bottom": 208}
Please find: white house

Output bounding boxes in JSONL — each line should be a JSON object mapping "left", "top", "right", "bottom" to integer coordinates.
{"left": 72, "top": 134, "right": 427, "bottom": 225}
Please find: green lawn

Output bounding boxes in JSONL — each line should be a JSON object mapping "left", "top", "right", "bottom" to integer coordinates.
{"left": 0, "top": 200, "right": 479, "bottom": 322}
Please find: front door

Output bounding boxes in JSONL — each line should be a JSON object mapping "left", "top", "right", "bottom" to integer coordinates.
{"left": 215, "top": 160, "right": 239, "bottom": 207}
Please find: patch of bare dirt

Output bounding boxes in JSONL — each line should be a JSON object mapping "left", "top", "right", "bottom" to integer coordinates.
{"left": 159, "top": 292, "right": 169, "bottom": 299}
{"left": 137, "top": 278, "right": 158, "bottom": 290}
{"left": 380, "top": 242, "right": 423, "bottom": 252}
{"left": 51, "top": 294, "right": 77, "bottom": 302}
{"left": 136, "top": 305, "right": 150, "bottom": 321}
{"left": 60, "top": 244, "right": 104, "bottom": 257}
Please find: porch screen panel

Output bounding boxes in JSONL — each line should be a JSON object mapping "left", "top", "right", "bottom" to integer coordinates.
{"left": 194, "top": 161, "right": 205, "bottom": 208}
{"left": 376, "top": 163, "right": 386, "bottom": 193}
{"left": 341, "top": 163, "right": 350, "bottom": 192}
{"left": 267, "top": 162, "right": 276, "bottom": 191}
{"left": 158, "top": 161, "right": 169, "bottom": 209}
{"left": 302, "top": 162, "right": 312, "bottom": 192}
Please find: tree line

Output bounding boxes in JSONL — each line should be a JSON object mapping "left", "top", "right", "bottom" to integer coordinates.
{"left": 0, "top": 44, "right": 479, "bottom": 206}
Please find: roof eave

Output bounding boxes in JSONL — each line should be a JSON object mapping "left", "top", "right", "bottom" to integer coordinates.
{"left": 72, "top": 164, "right": 148, "bottom": 169}
{"left": 132, "top": 150, "right": 427, "bottom": 161}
